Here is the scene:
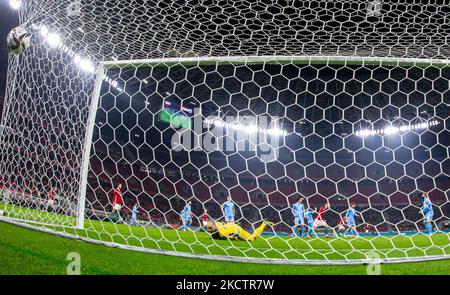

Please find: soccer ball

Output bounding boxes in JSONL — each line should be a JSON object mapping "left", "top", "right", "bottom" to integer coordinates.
{"left": 7, "top": 26, "right": 31, "bottom": 55}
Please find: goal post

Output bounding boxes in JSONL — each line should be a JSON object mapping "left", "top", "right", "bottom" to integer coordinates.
{"left": 76, "top": 65, "right": 105, "bottom": 230}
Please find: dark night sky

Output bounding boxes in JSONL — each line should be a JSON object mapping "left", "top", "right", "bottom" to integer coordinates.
{"left": 0, "top": 1, "right": 19, "bottom": 99}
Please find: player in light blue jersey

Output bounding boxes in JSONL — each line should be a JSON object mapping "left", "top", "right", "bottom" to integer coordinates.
{"left": 344, "top": 202, "right": 359, "bottom": 237}
{"left": 129, "top": 204, "right": 139, "bottom": 226}
{"left": 222, "top": 195, "right": 235, "bottom": 222}
{"left": 291, "top": 197, "right": 305, "bottom": 237}
{"left": 304, "top": 207, "right": 316, "bottom": 238}
{"left": 420, "top": 192, "right": 434, "bottom": 234}
{"left": 180, "top": 199, "right": 193, "bottom": 231}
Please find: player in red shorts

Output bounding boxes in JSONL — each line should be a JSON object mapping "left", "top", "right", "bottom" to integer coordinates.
{"left": 110, "top": 184, "right": 123, "bottom": 222}
{"left": 313, "top": 202, "right": 334, "bottom": 238}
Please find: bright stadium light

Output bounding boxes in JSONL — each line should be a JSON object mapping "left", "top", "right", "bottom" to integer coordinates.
{"left": 356, "top": 129, "right": 367, "bottom": 137}
{"left": 399, "top": 125, "right": 410, "bottom": 132}
{"left": 355, "top": 120, "right": 440, "bottom": 137}
{"left": 40, "top": 25, "right": 49, "bottom": 37}
{"left": 46, "top": 33, "right": 61, "bottom": 48}
{"left": 204, "top": 117, "right": 287, "bottom": 136}
{"left": 73, "top": 54, "right": 81, "bottom": 64}
{"left": 74, "top": 55, "right": 95, "bottom": 73}
{"left": 9, "top": 0, "right": 21, "bottom": 9}
{"left": 30, "top": 23, "right": 122, "bottom": 91}
{"left": 79, "top": 58, "right": 96, "bottom": 73}
{"left": 384, "top": 126, "right": 399, "bottom": 135}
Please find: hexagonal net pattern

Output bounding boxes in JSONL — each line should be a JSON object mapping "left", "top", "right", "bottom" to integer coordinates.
{"left": 0, "top": 1, "right": 449, "bottom": 264}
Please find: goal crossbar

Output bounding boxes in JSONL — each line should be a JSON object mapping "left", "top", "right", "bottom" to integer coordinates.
{"left": 101, "top": 55, "right": 450, "bottom": 69}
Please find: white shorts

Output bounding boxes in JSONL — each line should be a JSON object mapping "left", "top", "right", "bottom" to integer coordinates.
{"left": 113, "top": 204, "right": 122, "bottom": 211}
{"left": 203, "top": 220, "right": 208, "bottom": 226}
{"left": 47, "top": 200, "right": 54, "bottom": 206}
{"left": 313, "top": 219, "right": 328, "bottom": 228}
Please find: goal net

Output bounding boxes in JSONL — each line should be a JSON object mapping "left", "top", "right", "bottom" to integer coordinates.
{"left": 0, "top": 0, "right": 449, "bottom": 264}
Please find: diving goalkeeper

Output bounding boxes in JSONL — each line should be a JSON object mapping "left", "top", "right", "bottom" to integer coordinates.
{"left": 205, "top": 220, "right": 273, "bottom": 241}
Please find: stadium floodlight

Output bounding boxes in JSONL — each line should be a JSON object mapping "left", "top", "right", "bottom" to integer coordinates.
{"left": 205, "top": 117, "right": 287, "bottom": 136}
{"left": 39, "top": 25, "right": 49, "bottom": 37}
{"left": 33, "top": 24, "right": 120, "bottom": 89}
{"left": 60, "top": 45, "right": 69, "bottom": 53}
{"left": 355, "top": 129, "right": 370, "bottom": 137}
{"left": 73, "top": 54, "right": 81, "bottom": 64}
{"left": 384, "top": 126, "right": 399, "bottom": 135}
{"left": 73, "top": 54, "right": 95, "bottom": 73}
{"left": 2, "top": 0, "right": 450, "bottom": 268}
{"left": 46, "top": 33, "right": 61, "bottom": 48}
{"left": 9, "top": 0, "right": 21, "bottom": 9}
{"left": 399, "top": 125, "right": 410, "bottom": 132}
{"left": 355, "top": 120, "right": 440, "bottom": 137}
{"left": 78, "top": 58, "right": 96, "bottom": 73}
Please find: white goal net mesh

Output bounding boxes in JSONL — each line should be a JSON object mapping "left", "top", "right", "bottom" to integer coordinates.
{"left": 0, "top": 0, "right": 449, "bottom": 264}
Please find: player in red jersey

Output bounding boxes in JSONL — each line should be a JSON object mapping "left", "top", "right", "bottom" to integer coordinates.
{"left": 46, "top": 187, "right": 58, "bottom": 211}
{"left": 110, "top": 184, "right": 123, "bottom": 222}
{"left": 336, "top": 216, "right": 346, "bottom": 237}
{"left": 202, "top": 209, "right": 208, "bottom": 227}
{"left": 364, "top": 223, "right": 371, "bottom": 234}
{"left": 313, "top": 202, "right": 333, "bottom": 238}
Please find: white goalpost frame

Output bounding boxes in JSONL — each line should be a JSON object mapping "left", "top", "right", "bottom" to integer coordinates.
{"left": 76, "top": 65, "right": 105, "bottom": 229}
{"left": 63, "top": 54, "right": 450, "bottom": 264}
{"left": 102, "top": 55, "right": 450, "bottom": 68}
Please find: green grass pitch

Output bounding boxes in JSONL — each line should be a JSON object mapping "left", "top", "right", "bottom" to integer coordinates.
{"left": 0, "top": 202, "right": 449, "bottom": 274}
